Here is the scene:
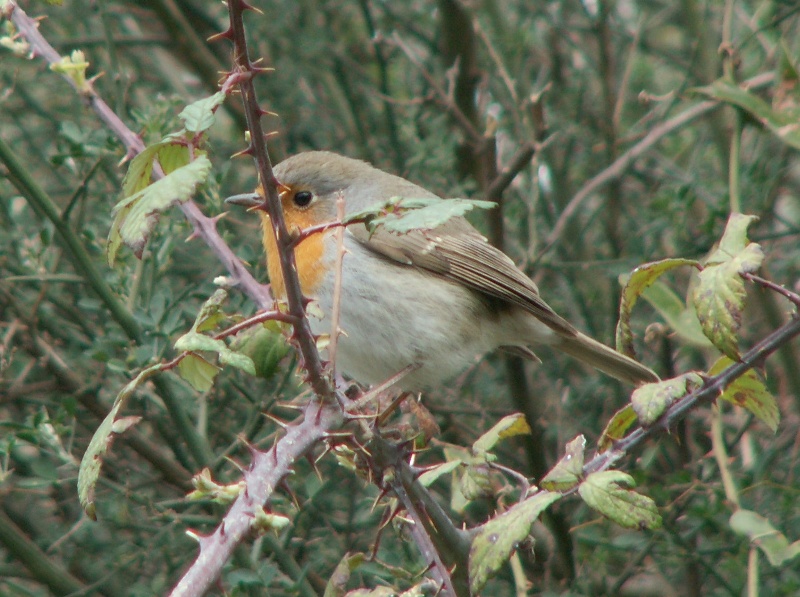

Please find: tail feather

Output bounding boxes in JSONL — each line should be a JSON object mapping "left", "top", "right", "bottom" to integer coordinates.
{"left": 554, "top": 332, "right": 659, "bottom": 385}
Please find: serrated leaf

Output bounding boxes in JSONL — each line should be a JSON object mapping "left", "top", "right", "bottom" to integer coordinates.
{"left": 598, "top": 405, "right": 638, "bottom": 452}
{"left": 541, "top": 435, "right": 585, "bottom": 491}
{"left": 107, "top": 155, "right": 212, "bottom": 264}
{"left": 578, "top": 470, "right": 662, "bottom": 530}
{"left": 473, "top": 413, "right": 531, "bottom": 453}
{"left": 730, "top": 509, "right": 800, "bottom": 567}
{"left": 175, "top": 332, "right": 256, "bottom": 377}
{"left": 179, "top": 91, "right": 226, "bottom": 133}
{"left": 631, "top": 373, "right": 704, "bottom": 426}
{"left": 469, "top": 491, "right": 561, "bottom": 594}
{"left": 617, "top": 259, "right": 701, "bottom": 355}
{"left": 78, "top": 362, "right": 163, "bottom": 519}
{"left": 709, "top": 356, "right": 779, "bottom": 431}
{"left": 695, "top": 80, "right": 800, "bottom": 149}
{"left": 691, "top": 214, "right": 764, "bottom": 359}
{"left": 177, "top": 353, "right": 220, "bottom": 392}
{"left": 460, "top": 463, "right": 492, "bottom": 500}
{"left": 347, "top": 197, "right": 496, "bottom": 235}
{"left": 640, "top": 281, "right": 713, "bottom": 348}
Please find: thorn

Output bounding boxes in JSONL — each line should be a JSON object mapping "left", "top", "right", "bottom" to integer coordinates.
{"left": 231, "top": 145, "right": 255, "bottom": 159}
{"left": 258, "top": 108, "right": 279, "bottom": 117}
{"left": 208, "top": 28, "right": 234, "bottom": 43}
{"left": 240, "top": 0, "right": 263, "bottom": 14}
{"left": 264, "top": 413, "right": 289, "bottom": 429}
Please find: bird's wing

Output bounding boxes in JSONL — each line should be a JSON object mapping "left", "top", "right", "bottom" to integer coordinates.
{"left": 348, "top": 219, "right": 578, "bottom": 337}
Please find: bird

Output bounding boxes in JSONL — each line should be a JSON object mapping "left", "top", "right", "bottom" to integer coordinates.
{"left": 227, "top": 151, "right": 658, "bottom": 391}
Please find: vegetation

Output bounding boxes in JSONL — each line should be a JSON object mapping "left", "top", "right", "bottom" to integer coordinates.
{"left": 1, "top": 1, "right": 799, "bottom": 595}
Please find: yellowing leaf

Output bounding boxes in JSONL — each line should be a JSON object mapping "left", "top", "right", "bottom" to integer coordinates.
{"left": 78, "top": 362, "right": 163, "bottom": 519}
{"left": 108, "top": 155, "right": 211, "bottom": 264}
{"left": 616, "top": 258, "right": 700, "bottom": 355}
{"left": 473, "top": 413, "right": 531, "bottom": 454}
{"left": 469, "top": 491, "right": 561, "bottom": 594}
{"left": 709, "top": 356, "right": 779, "bottom": 431}
{"left": 631, "top": 373, "right": 703, "bottom": 426}
{"left": 578, "top": 470, "right": 662, "bottom": 530}
{"left": 691, "top": 214, "right": 763, "bottom": 359}
{"left": 598, "top": 405, "right": 638, "bottom": 453}
{"left": 541, "top": 435, "right": 585, "bottom": 491}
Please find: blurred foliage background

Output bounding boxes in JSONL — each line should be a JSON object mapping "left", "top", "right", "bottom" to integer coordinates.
{"left": 1, "top": 0, "right": 800, "bottom": 595}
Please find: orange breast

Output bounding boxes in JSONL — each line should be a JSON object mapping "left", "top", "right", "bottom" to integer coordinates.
{"left": 260, "top": 210, "right": 326, "bottom": 299}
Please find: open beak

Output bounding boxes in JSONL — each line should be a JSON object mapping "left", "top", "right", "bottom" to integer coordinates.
{"left": 224, "top": 192, "right": 264, "bottom": 209}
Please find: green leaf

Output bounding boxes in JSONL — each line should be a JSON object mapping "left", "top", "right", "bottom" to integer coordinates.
{"left": 616, "top": 258, "right": 701, "bottom": 355}
{"left": 640, "top": 281, "right": 713, "bottom": 348}
{"left": 78, "top": 362, "right": 163, "bottom": 519}
{"left": 694, "top": 80, "right": 800, "bottom": 149}
{"left": 417, "top": 460, "right": 462, "bottom": 487}
{"left": 121, "top": 143, "right": 162, "bottom": 196}
{"left": 597, "top": 405, "right": 638, "bottom": 453}
{"left": 179, "top": 92, "right": 226, "bottom": 133}
{"left": 472, "top": 413, "right": 531, "bottom": 454}
{"left": 631, "top": 373, "right": 704, "bottom": 426}
{"left": 540, "top": 435, "right": 585, "bottom": 491}
{"left": 177, "top": 353, "right": 221, "bottom": 392}
{"left": 578, "top": 470, "right": 662, "bottom": 530}
{"left": 469, "top": 491, "right": 561, "bottom": 594}
{"left": 691, "top": 214, "right": 764, "bottom": 359}
{"left": 156, "top": 143, "right": 191, "bottom": 175}
{"left": 730, "top": 509, "right": 800, "bottom": 567}
{"left": 175, "top": 332, "right": 256, "bottom": 376}
{"left": 230, "top": 323, "right": 291, "bottom": 380}
{"left": 347, "top": 197, "right": 496, "bottom": 235}
{"left": 709, "top": 356, "right": 779, "bottom": 431}
{"left": 108, "top": 155, "right": 212, "bottom": 264}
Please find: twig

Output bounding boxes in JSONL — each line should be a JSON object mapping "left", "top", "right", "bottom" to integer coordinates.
{"left": 5, "top": 0, "right": 272, "bottom": 311}
{"left": 537, "top": 72, "right": 776, "bottom": 261}
{"left": 327, "top": 193, "right": 347, "bottom": 371}
{"left": 742, "top": 272, "right": 800, "bottom": 307}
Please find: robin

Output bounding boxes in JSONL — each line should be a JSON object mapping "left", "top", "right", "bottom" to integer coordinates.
{"left": 227, "top": 151, "right": 658, "bottom": 390}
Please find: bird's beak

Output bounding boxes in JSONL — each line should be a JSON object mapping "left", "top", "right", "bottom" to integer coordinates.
{"left": 224, "top": 192, "right": 264, "bottom": 210}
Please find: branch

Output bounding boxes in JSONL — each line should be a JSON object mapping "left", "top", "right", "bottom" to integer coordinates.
{"left": 584, "top": 314, "right": 800, "bottom": 477}
{"left": 223, "top": 0, "right": 336, "bottom": 402}
{"left": 169, "top": 400, "right": 343, "bottom": 597}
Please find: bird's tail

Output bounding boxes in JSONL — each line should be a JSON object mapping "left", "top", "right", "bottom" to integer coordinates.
{"left": 553, "top": 332, "right": 659, "bottom": 386}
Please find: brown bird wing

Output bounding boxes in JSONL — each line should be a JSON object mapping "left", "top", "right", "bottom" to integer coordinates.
{"left": 348, "top": 219, "right": 578, "bottom": 337}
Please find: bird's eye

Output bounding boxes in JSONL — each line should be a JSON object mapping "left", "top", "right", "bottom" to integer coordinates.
{"left": 293, "top": 191, "right": 313, "bottom": 207}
